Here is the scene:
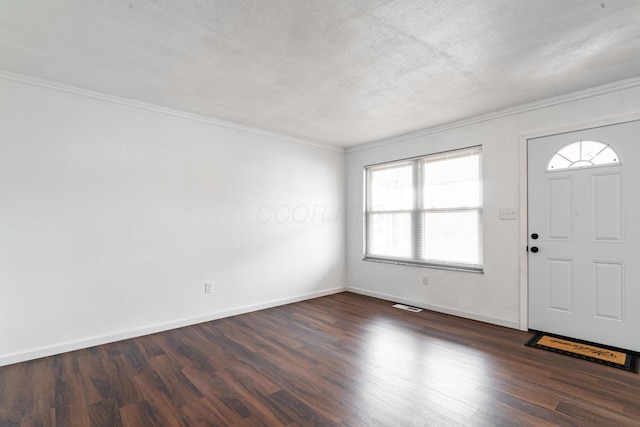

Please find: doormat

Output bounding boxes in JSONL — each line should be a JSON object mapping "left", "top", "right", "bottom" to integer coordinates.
{"left": 525, "top": 331, "right": 639, "bottom": 373}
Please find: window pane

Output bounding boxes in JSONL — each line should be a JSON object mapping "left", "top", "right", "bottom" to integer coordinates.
{"left": 580, "top": 140, "right": 605, "bottom": 161}
{"left": 370, "top": 163, "right": 413, "bottom": 211}
{"left": 422, "top": 154, "right": 480, "bottom": 208}
{"left": 548, "top": 155, "right": 571, "bottom": 170}
{"left": 368, "top": 213, "right": 411, "bottom": 258}
{"left": 592, "top": 146, "right": 619, "bottom": 165}
{"left": 421, "top": 210, "right": 481, "bottom": 265}
{"left": 557, "top": 142, "right": 581, "bottom": 162}
{"left": 570, "top": 160, "right": 592, "bottom": 168}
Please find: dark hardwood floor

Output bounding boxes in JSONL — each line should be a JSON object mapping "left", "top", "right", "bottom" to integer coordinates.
{"left": 1, "top": 292, "right": 639, "bottom": 426}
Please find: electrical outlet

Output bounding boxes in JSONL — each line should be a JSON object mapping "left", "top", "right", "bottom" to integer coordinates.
{"left": 204, "top": 282, "right": 213, "bottom": 294}
{"left": 422, "top": 276, "right": 429, "bottom": 286}
{"left": 499, "top": 207, "right": 518, "bottom": 220}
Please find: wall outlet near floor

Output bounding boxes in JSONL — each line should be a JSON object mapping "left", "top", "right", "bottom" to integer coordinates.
{"left": 422, "top": 276, "right": 429, "bottom": 286}
{"left": 204, "top": 282, "right": 213, "bottom": 294}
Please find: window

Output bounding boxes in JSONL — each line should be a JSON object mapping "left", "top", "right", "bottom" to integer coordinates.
{"left": 365, "top": 146, "right": 483, "bottom": 272}
{"left": 547, "top": 140, "right": 620, "bottom": 171}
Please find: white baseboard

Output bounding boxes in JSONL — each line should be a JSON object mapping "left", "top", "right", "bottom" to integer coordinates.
{"left": 0, "top": 286, "right": 346, "bottom": 367}
{"left": 347, "top": 286, "right": 520, "bottom": 330}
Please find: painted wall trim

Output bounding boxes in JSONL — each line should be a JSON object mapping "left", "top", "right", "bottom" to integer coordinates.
{"left": 347, "top": 76, "right": 640, "bottom": 154}
{"left": 0, "top": 69, "right": 345, "bottom": 154}
{"left": 347, "top": 286, "right": 520, "bottom": 330}
{"left": 0, "top": 286, "right": 347, "bottom": 368}
{"left": 518, "top": 134, "right": 529, "bottom": 332}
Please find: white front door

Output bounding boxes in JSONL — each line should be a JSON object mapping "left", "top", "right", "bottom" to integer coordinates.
{"left": 528, "top": 120, "right": 640, "bottom": 352}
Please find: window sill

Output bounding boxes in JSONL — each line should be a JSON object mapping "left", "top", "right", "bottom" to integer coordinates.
{"left": 362, "top": 257, "right": 484, "bottom": 274}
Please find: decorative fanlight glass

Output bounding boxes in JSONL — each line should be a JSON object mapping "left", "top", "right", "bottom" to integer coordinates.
{"left": 547, "top": 141, "right": 620, "bottom": 171}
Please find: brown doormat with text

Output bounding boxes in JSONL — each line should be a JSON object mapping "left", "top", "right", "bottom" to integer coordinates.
{"left": 525, "top": 331, "right": 639, "bottom": 373}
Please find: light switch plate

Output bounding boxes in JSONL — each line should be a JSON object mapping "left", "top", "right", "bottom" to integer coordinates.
{"left": 499, "top": 208, "right": 518, "bottom": 220}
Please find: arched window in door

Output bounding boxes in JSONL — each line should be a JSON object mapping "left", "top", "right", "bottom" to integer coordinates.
{"left": 547, "top": 140, "right": 620, "bottom": 171}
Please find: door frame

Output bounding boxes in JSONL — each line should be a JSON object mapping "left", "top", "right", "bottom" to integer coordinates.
{"left": 518, "top": 113, "right": 640, "bottom": 331}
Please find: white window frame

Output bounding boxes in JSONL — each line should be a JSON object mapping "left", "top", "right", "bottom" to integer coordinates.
{"left": 364, "top": 146, "right": 483, "bottom": 272}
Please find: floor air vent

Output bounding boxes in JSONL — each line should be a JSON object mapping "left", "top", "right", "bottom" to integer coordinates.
{"left": 392, "top": 303, "right": 423, "bottom": 313}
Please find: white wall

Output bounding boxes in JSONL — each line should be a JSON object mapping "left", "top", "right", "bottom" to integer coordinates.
{"left": 0, "top": 76, "right": 346, "bottom": 366}
{"left": 3, "top": 73, "right": 639, "bottom": 367}
{"left": 345, "top": 79, "right": 640, "bottom": 329}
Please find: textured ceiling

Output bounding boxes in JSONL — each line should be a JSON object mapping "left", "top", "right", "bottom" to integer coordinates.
{"left": 1, "top": 0, "right": 640, "bottom": 147}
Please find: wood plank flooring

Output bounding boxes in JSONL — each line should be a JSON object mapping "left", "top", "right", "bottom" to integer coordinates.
{"left": 1, "top": 292, "right": 639, "bottom": 426}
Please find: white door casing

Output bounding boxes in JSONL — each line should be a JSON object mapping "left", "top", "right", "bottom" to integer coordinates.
{"left": 528, "top": 120, "right": 640, "bottom": 352}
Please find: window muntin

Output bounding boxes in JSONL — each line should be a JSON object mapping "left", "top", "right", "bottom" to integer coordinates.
{"left": 547, "top": 141, "right": 620, "bottom": 171}
{"left": 365, "top": 146, "right": 483, "bottom": 272}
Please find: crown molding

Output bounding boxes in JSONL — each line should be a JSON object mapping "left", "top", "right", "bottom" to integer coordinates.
{"left": 0, "top": 70, "right": 345, "bottom": 154}
{"left": 346, "top": 75, "right": 640, "bottom": 154}
{"left": 4, "top": 69, "right": 639, "bottom": 156}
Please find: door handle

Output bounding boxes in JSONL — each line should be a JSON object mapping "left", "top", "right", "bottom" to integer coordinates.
{"left": 530, "top": 246, "right": 539, "bottom": 253}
